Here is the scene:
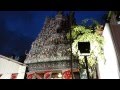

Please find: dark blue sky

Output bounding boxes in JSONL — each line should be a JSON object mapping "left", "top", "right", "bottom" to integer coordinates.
{"left": 0, "top": 11, "right": 108, "bottom": 57}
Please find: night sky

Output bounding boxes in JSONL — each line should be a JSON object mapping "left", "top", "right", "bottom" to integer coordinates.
{"left": 0, "top": 11, "right": 108, "bottom": 58}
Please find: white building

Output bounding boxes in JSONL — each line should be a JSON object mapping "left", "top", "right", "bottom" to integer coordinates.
{"left": 0, "top": 55, "right": 27, "bottom": 79}
{"left": 97, "top": 12, "right": 120, "bottom": 79}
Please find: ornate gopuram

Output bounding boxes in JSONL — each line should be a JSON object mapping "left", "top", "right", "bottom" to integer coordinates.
{"left": 24, "top": 11, "right": 80, "bottom": 79}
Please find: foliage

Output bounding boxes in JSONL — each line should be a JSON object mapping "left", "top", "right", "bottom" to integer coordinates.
{"left": 81, "top": 18, "right": 99, "bottom": 28}
{"left": 67, "top": 19, "right": 105, "bottom": 78}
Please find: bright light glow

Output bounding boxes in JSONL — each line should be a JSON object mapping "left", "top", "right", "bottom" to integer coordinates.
{"left": 58, "top": 73, "right": 62, "bottom": 78}
{"left": 117, "top": 21, "right": 120, "bottom": 24}
{"left": 80, "top": 53, "right": 90, "bottom": 56}
{"left": 98, "top": 23, "right": 119, "bottom": 79}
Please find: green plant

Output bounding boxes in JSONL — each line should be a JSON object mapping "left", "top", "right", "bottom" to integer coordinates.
{"left": 67, "top": 19, "right": 105, "bottom": 78}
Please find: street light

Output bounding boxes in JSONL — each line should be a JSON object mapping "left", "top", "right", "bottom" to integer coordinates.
{"left": 78, "top": 42, "right": 90, "bottom": 79}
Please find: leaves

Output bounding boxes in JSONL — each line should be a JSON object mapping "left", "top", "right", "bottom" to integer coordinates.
{"left": 81, "top": 18, "right": 99, "bottom": 28}
{"left": 67, "top": 21, "right": 105, "bottom": 78}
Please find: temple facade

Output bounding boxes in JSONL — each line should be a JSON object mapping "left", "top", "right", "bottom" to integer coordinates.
{"left": 24, "top": 11, "right": 80, "bottom": 79}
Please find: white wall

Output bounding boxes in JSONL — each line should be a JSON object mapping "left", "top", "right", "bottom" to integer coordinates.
{"left": 17, "top": 65, "right": 26, "bottom": 79}
{"left": 0, "top": 57, "right": 26, "bottom": 79}
{"left": 98, "top": 23, "right": 120, "bottom": 79}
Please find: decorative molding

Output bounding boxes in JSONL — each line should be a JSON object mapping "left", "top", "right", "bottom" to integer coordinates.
{"left": 28, "top": 60, "right": 79, "bottom": 71}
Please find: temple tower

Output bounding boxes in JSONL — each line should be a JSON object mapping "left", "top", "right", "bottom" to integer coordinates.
{"left": 24, "top": 11, "right": 79, "bottom": 79}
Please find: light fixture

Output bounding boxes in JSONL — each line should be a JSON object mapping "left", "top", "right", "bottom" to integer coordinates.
{"left": 58, "top": 73, "right": 62, "bottom": 78}
{"left": 78, "top": 42, "right": 90, "bottom": 79}
{"left": 78, "top": 42, "right": 90, "bottom": 56}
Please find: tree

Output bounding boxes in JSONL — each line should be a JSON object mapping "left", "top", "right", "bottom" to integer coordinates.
{"left": 67, "top": 19, "right": 105, "bottom": 79}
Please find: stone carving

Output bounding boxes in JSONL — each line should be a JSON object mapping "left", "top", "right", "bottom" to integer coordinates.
{"left": 24, "top": 11, "right": 77, "bottom": 71}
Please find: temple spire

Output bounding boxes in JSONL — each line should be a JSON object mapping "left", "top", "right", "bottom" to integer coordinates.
{"left": 57, "top": 11, "right": 64, "bottom": 15}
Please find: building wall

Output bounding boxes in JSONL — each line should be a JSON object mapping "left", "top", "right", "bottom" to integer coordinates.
{"left": 0, "top": 57, "right": 26, "bottom": 79}
{"left": 97, "top": 23, "right": 120, "bottom": 79}
{"left": 17, "top": 65, "right": 26, "bottom": 79}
